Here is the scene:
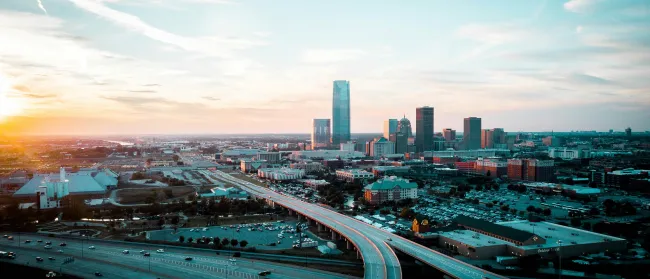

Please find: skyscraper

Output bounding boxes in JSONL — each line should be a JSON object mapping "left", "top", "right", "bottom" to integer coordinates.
{"left": 416, "top": 106, "right": 434, "bottom": 152}
{"left": 442, "top": 128, "right": 456, "bottom": 142}
{"left": 463, "top": 117, "right": 482, "bottom": 150}
{"left": 311, "top": 119, "right": 331, "bottom": 149}
{"left": 384, "top": 119, "right": 398, "bottom": 140}
{"left": 481, "top": 129, "right": 492, "bottom": 149}
{"left": 625, "top": 127, "right": 632, "bottom": 137}
{"left": 332, "top": 80, "right": 351, "bottom": 146}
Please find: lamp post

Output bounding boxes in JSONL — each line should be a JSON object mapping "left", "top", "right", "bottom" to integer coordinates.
{"left": 557, "top": 240, "right": 563, "bottom": 279}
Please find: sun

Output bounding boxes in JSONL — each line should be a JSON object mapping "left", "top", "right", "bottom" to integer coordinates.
{"left": 0, "top": 74, "right": 24, "bottom": 118}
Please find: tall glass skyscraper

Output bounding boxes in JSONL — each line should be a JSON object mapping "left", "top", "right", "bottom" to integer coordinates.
{"left": 332, "top": 80, "right": 350, "bottom": 146}
{"left": 416, "top": 106, "right": 434, "bottom": 152}
{"left": 311, "top": 119, "right": 331, "bottom": 149}
{"left": 463, "top": 117, "right": 482, "bottom": 150}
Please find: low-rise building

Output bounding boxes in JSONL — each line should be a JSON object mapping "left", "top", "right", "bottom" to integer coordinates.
{"left": 220, "top": 149, "right": 265, "bottom": 161}
{"left": 363, "top": 176, "right": 418, "bottom": 204}
{"left": 606, "top": 169, "right": 650, "bottom": 189}
{"left": 300, "top": 179, "right": 330, "bottom": 189}
{"left": 289, "top": 161, "right": 324, "bottom": 174}
{"left": 289, "top": 150, "right": 365, "bottom": 160}
{"left": 336, "top": 169, "right": 375, "bottom": 182}
{"left": 240, "top": 159, "right": 268, "bottom": 173}
{"left": 257, "top": 168, "right": 305, "bottom": 181}
{"left": 257, "top": 152, "right": 281, "bottom": 163}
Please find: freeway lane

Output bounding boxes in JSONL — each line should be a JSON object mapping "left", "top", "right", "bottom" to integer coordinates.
{"left": 213, "top": 171, "right": 401, "bottom": 279}
{"left": 214, "top": 170, "right": 508, "bottom": 279}
{"left": 1, "top": 234, "right": 357, "bottom": 279}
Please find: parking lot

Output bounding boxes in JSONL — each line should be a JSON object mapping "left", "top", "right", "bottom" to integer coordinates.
{"left": 148, "top": 221, "right": 325, "bottom": 250}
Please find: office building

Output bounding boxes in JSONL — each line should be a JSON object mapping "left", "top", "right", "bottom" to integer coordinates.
{"left": 397, "top": 116, "right": 413, "bottom": 137}
{"left": 507, "top": 159, "right": 556, "bottom": 182}
{"left": 606, "top": 169, "right": 649, "bottom": 189}
{"left": 369, "top": 137, "right": 395, "bottom": 158}
{"left": 481, "top": 128, "right": 505, "bottom": 149}
{"left": 463, "top": 117, "right": 482, "bottom": 150}
{"left": 395, "top": 132, "right": 409, "bottom": 154}
{"left": 475, "top": 158, "right": 508, "bottom": 178}
{"left": 332, "top": 80, "right": 351, "bottom": 146}
{"left": 311, "top": 119, "right": 331, "bottom": 149}
{"left": 340, "top": 142, "right": 355, "bottom": 152}
{"left": 363, "top": 176, "right": 418, "bottom": 204}
{"left": 442, "top": 128, "right": 456, "bottom": 142}
{"left": 336, "top": 169, "right": 375, "bottom": 182}
{"left": 256, "top": 152, "right": 281, "bottom": 163}
{"left": 416, "top": 106, "right": 434, "bottom": 153}
{"left": 384, "top": 119, "right": 398, "bottom": 140}
{"left": 481, "top": 129, "right": 493, "bottom": 149}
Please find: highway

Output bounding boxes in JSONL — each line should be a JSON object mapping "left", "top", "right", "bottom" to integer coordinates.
{"left": 213, "top": 170, "right": 509, "bottom": 279}
{"left": 0, "top": 234, "right": 357, "bottom": 279}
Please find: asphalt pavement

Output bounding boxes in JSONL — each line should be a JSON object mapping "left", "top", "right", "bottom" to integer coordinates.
{"left": 0, "top": 234, "right": 357, "bottom": 279}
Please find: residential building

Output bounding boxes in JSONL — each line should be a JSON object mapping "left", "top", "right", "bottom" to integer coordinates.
{"left": 332, "top": 80, "right": 351, "bottom": 146}
{"left": 240, "top": 159, "right": 268, "bottom": 173}
{"left": 311, "top": 119, "right": 331, "bottom": 149}
{"left": 416, "top": 106, "right": 434, "bottom": 153}
{"left": 442, "top": 128, "right": 456, "bottom": 142}
{"left": 475, "top": 158, "right": 508, "bottom": 178}
{"left": 384, "top": 119, "right": 398, "bottom": 140}
{"left": 369, "top": 137, "right": 395, "bottom": 158}
{"left": 363, "top": 176, "right": 418, "bottom": 204}
{"left": 463, "top": 117, "right": 482, "bottom": 150}
{"left": 336, "top": 169, "right": 375, "bottom": 182}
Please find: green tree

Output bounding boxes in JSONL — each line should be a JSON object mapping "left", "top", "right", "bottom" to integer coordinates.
{"left": 187, "top": 237, "right": 193, "bottom": 243}
{"left": 582, "top": 222, "right": 592, "bottom": 231}
{"left": 179, "top": 236, "right": 185, "bottom": 243}
{"left": 231, "top": 239, "right": 238, "bottom": 247}
{"left": 570, "top": 218, "right": 582, "bottom": 227}
{"left": 221, "top": 238, "right": 230, "bottom": 246}
{"left": 239, "top": 240, "right": 248, "bottom": 248}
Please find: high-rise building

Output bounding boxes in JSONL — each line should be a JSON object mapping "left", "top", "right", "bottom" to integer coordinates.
{"left": 311, "top": 119, "right": 331, "bottom": 149}
{"left": 463, "top": 117, "right": 482, "bottom": 150}
{"left": 625, "top": 127, "right": 632, "bottom": 137}
{"left": 384, "top": 119, "right": 398, "bottom": 140}
{"left": 442, "top": 128, "right": 456, "bottom": 142}
{"left": 395, "top": 132, "right": 409, "bottom": 154}
{"left": 492, "top": 128, "right": 505, "bottom": 145}
{"left": 397, "top": 116, "right": 412, "bottom": 137}
{"left": 481, "top": 129, "right": 493, "bottom": 149}
{"left": 416, "top": 106, "right": 434, "bottom": 153}
{"left": 332, "top": 80, "right": 351, "bottom": 146}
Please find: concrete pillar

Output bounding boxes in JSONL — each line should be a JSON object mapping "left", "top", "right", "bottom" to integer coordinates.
{"left": 357, "top": 251, "right": 361, "bottom": 259}
{"left": 318, "top": 224, "right": 323, "bottom": 232}
{"left": 298, "top": 214, "right": 303, "bottom": 221}
{"left": 346, "top": 241, "right": 352, "bottom": 250}
{"left": 331, "top": 231, "right": 336, "bottom": 240}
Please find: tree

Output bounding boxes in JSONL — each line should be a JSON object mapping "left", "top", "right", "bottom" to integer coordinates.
{"left": 239, "top": 240, "right": 248, "bottom": 248}
{"left": 475, "top": 184, "right": 483, "bottom": 191}
{"left": 582, "top": 222, "right": 592, "bottom": 231}
{"left": 570, "top": 218, "right": 582, "bottom": 227}
{"left": 486, "top": 203, "right": 494, "bottom": 208}
{"left": 179, "top": 236, "right": 185, "bottom": 243}
{"left": 172, "top": 154, "right": 180, "bottom": 162}
{"left": 472, "top": 198, "right": 479, "bottom": 205}
{"left": 527, "top": 205, "right": 536, "bottom": 212}
{"left": 221, "top": 238, "right": 230, "bottom": 246}
{"left": 543, "top": 208, "right": 552, "bottom": 216}
{"left": 214, "top": 237, "right": 220, "bottom": 245}
{"left": 231, "top": 239, "right": 238, "bottom": 247}
{"left": 187, "top": 237, "right": 193, "bottom": 243}
{"left": 399, "top": 208, "right": 415, "bottom": 220}
{"left": 486, "top": 170, "right": 491, "bottom": 177}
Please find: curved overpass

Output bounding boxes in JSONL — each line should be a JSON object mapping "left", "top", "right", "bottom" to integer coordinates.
{"left": 215, "top": 170, "right": 508, "bottom": 279}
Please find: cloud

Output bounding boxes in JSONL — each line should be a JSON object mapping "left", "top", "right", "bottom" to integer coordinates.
{"left": 301, "top": 49, "right": 366, "bottom": 64}
{"left": 22, "top": 93, "right": 57, "bottom": 99}
{"left": 101, "top": 95, "right": 164, "bottom": 106}
{"left": 12, "top": 84, "right": 31, "bottom": 92}
{"left": 202, "top": 96, "right": 220, "bottom": 101}
{"left": 67, "top": 0, "right": 266, "bottom": 58}
{"left": 564, "top": 0, "right": 598, "bottom": 13}
{"left": 36, "top": 0, "right": 48, "bottom": 15}
{"left": 576, "top": 25, "right": 583, "bottom": 33}
{"left": 128, "top": 90, "right": 157, "bottom": 93}
{"left": 142, "top": 83, "right": 160, "bottom": 87}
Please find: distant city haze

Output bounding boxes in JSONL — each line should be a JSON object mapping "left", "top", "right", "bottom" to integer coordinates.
{"left": 0, "top": 0, "right": 648, "bottom": 135}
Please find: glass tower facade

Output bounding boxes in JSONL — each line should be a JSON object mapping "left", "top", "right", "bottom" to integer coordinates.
{"left": 416, "top": 106, "right": 434, "bottom": 152}
{"left": 332, "top": 80, "right": 350, "bottom": 146}
{"left": 463, "top": 117, "right": 482, "bottom": 150}
{"left": 311, "top": 119, "right": 331, "bottom": 148}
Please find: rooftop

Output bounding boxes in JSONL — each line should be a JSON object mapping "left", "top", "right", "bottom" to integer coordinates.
{"left": 454, "top": 215, "right": 538, "bottom": 243}
{"left": 14, "top": 173, "right": 107, "bottom": 197}
{"left": 364, "top": 176, "right": 417, "bottom": 191}
{"left": 498, "top": 220, "right": 626, "bottom": 247}
{"left": 439, "top": 230, "right": 510, "bottom": 248}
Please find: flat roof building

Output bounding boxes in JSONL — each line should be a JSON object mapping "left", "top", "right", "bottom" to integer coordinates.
{"left": 364, "top": 176, "right": 418, "bottom": 204}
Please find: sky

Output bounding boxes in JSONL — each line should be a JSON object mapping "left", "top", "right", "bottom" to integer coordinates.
{"left": 0, "top": 0, "right": 649, "bottom": 135}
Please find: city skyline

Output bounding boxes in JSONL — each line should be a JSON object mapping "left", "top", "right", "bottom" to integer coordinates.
{"left": 0, "top": 0, "right": 649, "bottom": 135}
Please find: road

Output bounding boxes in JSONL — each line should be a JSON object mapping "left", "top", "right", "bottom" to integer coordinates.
{"left": 0, "top": 234, "right": 357, "bottom": 279}
{"left": 213, "top": 170, "right": 509, "bottom": 279}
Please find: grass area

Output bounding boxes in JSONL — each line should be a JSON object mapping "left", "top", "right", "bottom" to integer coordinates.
{"left": 116, "top": 186, "right": 195, "bottom": 204}
{"left": 229, "top": 173, "right": 268, "bottom": 187}
{"left": 184, "top": 214, "right": 289, "bottom": 227}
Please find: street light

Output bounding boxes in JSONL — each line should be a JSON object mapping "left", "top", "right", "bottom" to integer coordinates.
{"left": 557, "top": 240, "right": 563, "bottom": 279}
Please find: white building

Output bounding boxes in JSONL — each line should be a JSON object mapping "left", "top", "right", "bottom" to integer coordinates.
{"left": 335, "top": 169, "right": 375, "bottom": 182}
{"left": 257, "top": 152, "right": 281, "bottom": 163}
{"left": 258, "top": 168, "right": 305, "bottom": 181}
{"left": 363, "top": 176, "right": 418, "bottom": 204}
{"left": 370, "top": 137, "right": 395, "bottom": 159}
{"left": 340, "top": 142, "right": 355, "bottom": 152}
{"left": 549, "top": 147, "right": 588, "bottom": 160}
{"left": 37, "top": 168, "right": 70, "bottom": 209}
{"left": 289, "top": 162, "right": 324, "bottom": 174}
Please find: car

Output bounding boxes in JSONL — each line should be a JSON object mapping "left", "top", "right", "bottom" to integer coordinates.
{"left": 2, "top": 235, "right": 7, "bottom": 238}
{"left": 44, "top": 245, "right": 52, "bottom": 249}
{"left": 94, "top": 272, "right": 103, "bottom": 277}
{"left": 88, "top": 246, "right": 96, "bottom": 250}
{"left": 48, "top": 257, "right": 55, "bottom": 261}
{"left": 45, "top": 241, "right": 52, "bottom": 245}
{"left": 229, "top": 258, "right": 236, "bottom": 262}
{"left": 156, "top": 249, "right": 164, "bottom": 253}
{"left": 258, "top": 271, "right": 271, "bottom": 276}
{"left": 185, "top": 257, "right": 193, "bottom": 261}
{"left": 36, "top": 257, "right": 44, "bottom": 262}
{"left": 386, "top": 237, "right": 392, "bottom": 241}
{"left": 139, "top": 250, "right": 146, "bottom": 254}
{"left": 143, "top": 252, "right": 150, "bottom": 257}
{"left": 122, "top": 250, "right": 129, "bottom": 254}
{"left": 37, "top": 240, "right": 43, "bottom": 243}
{"left": 24, "top": 240, "right": 31, "bottom": 243}
{"left": 7, "top": 236, "right": 13, "bottom": 240}
{"left": 59, "top": 243, "right": 67, "bottom": 247}
{"left": 57, "top": 250, "right": 64, "bottom": 253}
